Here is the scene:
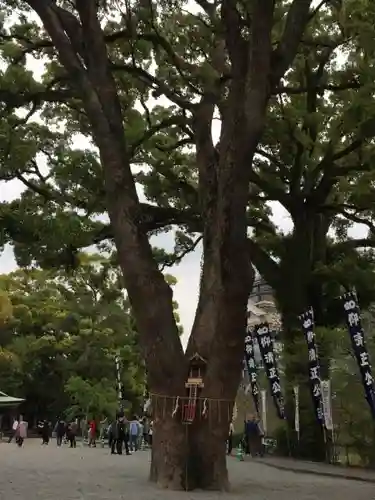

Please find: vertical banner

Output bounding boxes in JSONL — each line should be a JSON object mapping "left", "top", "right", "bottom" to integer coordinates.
{"left": 300, "top": 308, "right": 324, "bottom": 423}
{"left": 293, "top": 385, "right": 300, "bottom": 436}
{"left": 321, "top": 380, "right": 333, "bottom": 431}
{"left": 244, "top": 330, "right": 260, "bottom": 414}
{"left": 254, "top": 322, "right": 285, "bottom": 419}
{"left": 341, "top": 291, "right": 375, "bottom": 418}
{"left": 261, "top": 389, "right": 267, "bottom": 436}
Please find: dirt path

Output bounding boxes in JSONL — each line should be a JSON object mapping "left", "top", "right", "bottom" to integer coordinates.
{"left": 1, "top": 440, "right": 374, "bottom": 499}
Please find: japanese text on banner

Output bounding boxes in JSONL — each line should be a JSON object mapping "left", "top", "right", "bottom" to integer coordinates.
{"left": 342, "top": 291, "right": 375, "bottom": 418}
{"left": 244, "top": 330, "right": 260, "bottom": 414}
{"left": 254, "top": 322, "right": 284, "bottom": 419}
{"left": 300, "top": 309, "right": 324, "bottom": 423}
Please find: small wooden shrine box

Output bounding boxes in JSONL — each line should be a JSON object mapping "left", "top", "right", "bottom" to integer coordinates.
{"left": 183, "top": 353, "right": 207, "bottom": 423}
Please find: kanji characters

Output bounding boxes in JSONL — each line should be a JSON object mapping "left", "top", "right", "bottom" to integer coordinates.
{"left": 365, "top": 371, "right": 374, "bottom": 386}
{"left": 248, "top": 358, "right": 255, "bottom": 369}
{"left": 269, "top": 367, "right": 277, "bottom": 379}
{"left": 316, "top": 407, "right": 324, "bottom": 421}
{"left": 245, "top": 344, "right": 253, "bottom": 354}
{"left": 264, "top": 352, "right": 274, "bottom": 364}
{"left": 353, "top": 331, "right": 364, "bottom": 347}
{"left": 344, "top": 299, "right": 356, "bottom": 311}
{"left": 257, "top": 325, "right": 269, "bottom": 336}
{"left": 360, "top": 352, "right": 369, "bottom": 367}
{"left": 308, "top": 348, "right": 317, "bottom": 362}
{"left": 272, "top": 381, "right": 281, "bottom": 395}
{"left": 303, "top": 318, "right": 312, "bottom": 329}
{"left": 312, "top": 383, "right": 321, "bottom": 398}
{"left": 348, "top": 311, "right": 360, "bottom": 327}
{"left": 306, "top": 330, "right": 315, "bottom": 343}
{"left": 260, "top": 335, "right": 271, "bottom": 348}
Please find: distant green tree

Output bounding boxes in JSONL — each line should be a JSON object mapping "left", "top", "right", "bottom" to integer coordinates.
{"left": 0, "top": 255, "right": 186, "bottom": 419}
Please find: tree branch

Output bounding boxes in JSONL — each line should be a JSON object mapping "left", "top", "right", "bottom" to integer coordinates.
{"left": 275, "top": 81, "right": 361, "bottom": 95}
{"left": 333, "top": 238, "right": 375, "bottom": 253}
{"left": 271, "top": 0, "right": 314, "bottom": 84}
{"left": 247, "top": 239, "right": 281, "bottom": 290}
{"left": 129, "top": 115, "right": 190, "bottom": 157}
{"left": 323, "top": 204, "right": 375, "bottom": 233}
{"left": 314, "top": 116, "right": 375, "bottom": 201}
{"left": 159, "top": 236, "right": 203, "bottom": 271}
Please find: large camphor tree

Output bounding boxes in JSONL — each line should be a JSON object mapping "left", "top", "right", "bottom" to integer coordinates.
{"left": 0, "top": 0, "right": 324, "bottom": 490}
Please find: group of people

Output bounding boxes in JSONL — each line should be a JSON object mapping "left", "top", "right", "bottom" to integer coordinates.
{"left": 7, "top": 416, "right": 28, "bottom": 447}
{"left": 7, "top": 412, "right": 153, "bottom": 455}
{"left": 108, "top": 413, "right": 153, "bottom": 455}
{"left": 50, "top": 418, "right": 80, "bottom": 448}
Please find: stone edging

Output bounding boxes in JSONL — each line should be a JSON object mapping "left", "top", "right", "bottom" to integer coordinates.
{"left": 257, "top": 458, "right": 375, "bottom": 485}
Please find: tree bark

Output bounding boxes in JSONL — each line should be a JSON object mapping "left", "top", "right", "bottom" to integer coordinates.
{"left": 150, "top": 396, "right": 231, "bottom": 490}
{"left": 275, "top": 213, "right": 330, "bottom": 461}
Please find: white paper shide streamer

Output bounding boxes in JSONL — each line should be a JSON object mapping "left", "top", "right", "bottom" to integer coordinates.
{"left": 293, "top": 385, "right": 300, "bottom": 435}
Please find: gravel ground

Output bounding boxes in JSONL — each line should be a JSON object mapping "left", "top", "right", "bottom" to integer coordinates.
{"left": 1, "top": 440, "right": 374, "bottom": 500}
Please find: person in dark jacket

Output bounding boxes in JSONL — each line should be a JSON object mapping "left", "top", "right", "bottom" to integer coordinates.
{"left": 40, "top": 420, "right": 50, "bottom": 445}
{"left": 244, "top": 415, "right": 261, "bottom": 457}
{"left": 55, "top": 418, "right": 65, "bottom": 446}
{"left": 66, "top": 420, "right": 78, "bottom": 448}
{"left": 109, "top": 415, "right": 130, "bottom": 455}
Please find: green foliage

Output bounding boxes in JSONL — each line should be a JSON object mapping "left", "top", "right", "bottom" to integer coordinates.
{"left": 64, "top": 376, "right": 118, "bottom": 420}
{"left": 0, "top": 254, "right": 158, "bottom": 419}
{"left": 0, "top": 1, "right": 374, "bottom": 312}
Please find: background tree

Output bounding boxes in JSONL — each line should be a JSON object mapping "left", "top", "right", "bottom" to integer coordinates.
{"left": 241, "top": 0, "right": 375, "bottom": 458}
{"left": 0, "top": 255, "right": 154, "bottom": 422}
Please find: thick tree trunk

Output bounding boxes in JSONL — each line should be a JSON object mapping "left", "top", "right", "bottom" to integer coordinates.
{"left": 150, "top": 403, "right": 230, "bottom": 490}
{"left": 277, "top": 216, "right": 327, "bottom": 461}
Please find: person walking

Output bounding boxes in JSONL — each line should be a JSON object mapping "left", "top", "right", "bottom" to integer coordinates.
{"left": 41, "top": 420, "right": 50, "bottom": 445}
{"left": 245, "top": 415, "right": 261, "bottom": 457}
{"left": 16, "top": 416, "right": 28, "bottom": 447}
{"left": 109, "top": 419, "right": 118, "bottom": 454}
{"left": 227, "top": 420, "right": 234, "bottom": 455}
{"left": 66, "top": 420, "right": 77, "bottom": 448}
{"left": 129, "top": 416, "right": 139, "bottom": 452}
{"left": 8, "top": 417, "right": 19, "bottom": 443}
{"left": 88, "top": 419, "right": 97, "bottom": 447}
{"left": 99, "top": 416, "right": 108, "bottom": 447}
{"left": 109, "top": 415, "right": 128, "bottom": 455}
{"left": 55, "top": 418, "right": 65, "bottom": 446}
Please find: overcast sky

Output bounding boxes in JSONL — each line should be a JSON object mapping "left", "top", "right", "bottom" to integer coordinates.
{"left": 0, "top": 2, "right": 368, "bottom": 348}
